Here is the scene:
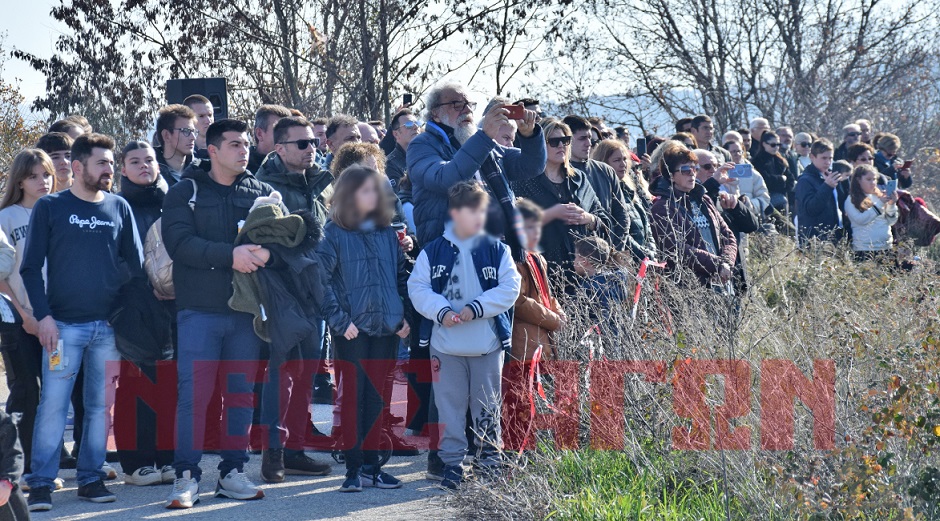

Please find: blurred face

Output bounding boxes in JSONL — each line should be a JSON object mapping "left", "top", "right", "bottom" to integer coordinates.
{"left": 354, "top": 177, "right": 380, "bottom": 217}
{"left": 312, "top": 124, "right": 328, "bottom": 152}
{"left": 672, "top": 162, "right": 697, "bottom": 192}
{"left": 255, "top": 115, "right": 282, "bottom": 155}
{"left": 727, "top": 142, "right": 744, "bottom": 164}
{"left": 691, "top": 121, "right": 714, "bottom": 145}
{"left": 762, "top": 138, "right": 781, "bottom": 155}
{"left": 74, "top": 147, "right": 115, "bottom": 192}
{"left": 573, "top": 253, "right": 589, "bottom": 276}
{"left": 811, "top": 150, "right": 833, "bottom": 173}
{"left": 794, "top": 138, "right": 812, "bottom": 157}
{"left": 358, "top": 122, "right": 380, "bottom": 144}
{"left": 522, "top": 217, "right": 541, "bottom": 250}
{"left": 327, "top": 124, "right": 361, "bottom": 152}
{"left": 47, "top": 149, "right": 72, "bottom": 181}
{"left": 777, "top": 128, "right": 793, "bottom": 147}
{"left": 605, "top": 149, "right": 629, "bottom": 179}
{"left": 209, "top": 131, "right": 251, "bottom": 177}
{"left": 190, "top": 102, "right": 214, "bottom": 139}
{"left": 495, "top": 123, "right": 516, "bottom": 148}
{"left": 164, "top": 117, "right": 197, "bottom": 156}
{"left": 122, "top": 146, "right": 160, "bottom": 186}
{"left": 881, "top": 144, "right": 899, "bottom": 159}
{"left": 545, "top": 128, "right": 571, "bottom": 165}
{"left": 570, "top": 129, "right": 592, "bottom": 161}
{"left": 276, "top": 125, "right": 317, "bottom": 172}
{"left": 858, "top": 170, "right": 877, "bottom": 194}
{"left": 695, "top": 152, "right": 717, "bottom": 182}
{"left": 392, "top": 115, "right": 421, "bottom": 148}
{"left": 852, "top": 150, "right": 874, "bottom": 168}
{"left": 843, "top": 127, "right": 861, "bottom": 147}
{"left": 21, "top": 163, "right": 54, "bottom": 201}
{"left": 858, "top": 122, "right": 872, "bottom": 143}
{"left": 449, "top": 204, "right": 487, "bottom": 237}
{"left": 750, "top": 120, "right": 769, "bottom": 140}
{"left": 741, "top": 133, "right": 752, "bottom": 151}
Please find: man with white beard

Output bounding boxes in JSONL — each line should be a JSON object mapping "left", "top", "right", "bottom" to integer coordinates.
{"left": 407, "top": 82, "right": 546, "bottom": 259}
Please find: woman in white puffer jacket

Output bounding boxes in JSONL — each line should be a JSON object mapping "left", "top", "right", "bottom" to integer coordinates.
{"left": 721, "top": 140, "right": 771, "bottom": 217}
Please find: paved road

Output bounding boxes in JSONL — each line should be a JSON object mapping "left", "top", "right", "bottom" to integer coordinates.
{"left": 1, "top": 375, "right": 455, "bottom": 520}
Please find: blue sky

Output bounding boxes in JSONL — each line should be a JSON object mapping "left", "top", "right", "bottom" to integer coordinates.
{"left": 2, "top": 0, "right": 63, "bottom": 101}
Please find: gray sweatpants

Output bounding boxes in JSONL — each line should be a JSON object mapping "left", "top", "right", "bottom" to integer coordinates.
{"left": 430, "top": 346, "right": 504, "bottom": 467}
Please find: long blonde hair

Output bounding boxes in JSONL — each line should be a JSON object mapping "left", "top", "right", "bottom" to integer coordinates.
{"left": 591, "top": 139, "right": 651, "bottom": 201}
{"left": 541, "top": 120, "right": 575, "bottom": 177}
{"left": 1, "top": 149, "right": 55, "bottom": 210}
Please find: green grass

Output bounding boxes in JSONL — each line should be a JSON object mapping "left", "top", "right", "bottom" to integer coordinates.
{"left": 545, "top": 450, "right": 744, "bottom": 520}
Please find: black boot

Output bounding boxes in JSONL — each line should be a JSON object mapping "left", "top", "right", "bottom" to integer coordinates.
{"left": 261, "top": 448, "right": 285, "bottom": 483}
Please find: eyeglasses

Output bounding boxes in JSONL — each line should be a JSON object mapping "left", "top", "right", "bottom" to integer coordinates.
{"left": 846, "top": 132, "right": 861, "bottom": 138}
{"left": 398, "top": 121, "right": 420, "bottom": 130}
{"left": 176, "top": 128, "right": 198, "bottom": 137}
{"left": 766, "top": 142, "right": 781, "bottom": 148}
{"left": 434, "top": 100, "right": 477, "bottom": 112}
{"left": 677, "top": 165, "right": 698, "bottom": 175}
{"left": 700, "top": 163, "right": 716, "bottom": 171}
{"left": 279, "top": 138, "right": 320, "bottom": 150}
{"left": 798, "top": 141, "right": 812, "bottom": 148}
{"left": 547, "top": 136, "right": 572, "bottom": 148}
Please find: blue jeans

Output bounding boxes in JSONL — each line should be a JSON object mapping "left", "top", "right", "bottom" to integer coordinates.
{"left": 27, "top": 320, "right": 118, "bottom": 489}
{"left": 173, "top": 310, "right": 262, "bottom": 481}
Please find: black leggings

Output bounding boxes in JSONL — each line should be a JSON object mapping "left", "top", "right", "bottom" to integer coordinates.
{"left": 1, "top": 330, "right": 42, "bottom": 473}
{"left": 333, "top": 333, "right": 397, "bottom": 477}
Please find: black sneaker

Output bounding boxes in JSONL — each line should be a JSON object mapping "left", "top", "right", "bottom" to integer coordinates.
{"left": 284, "top": 450, "right": 331, "bottom": 476}
{"left": 27, "top": 486, "right": 52, "bottom": 512}
{"left": 360, "top": 468, "right": 402, "bottom": 489}
{"left": 426, "top": 452, "right": 444, "bottom": 481}
{"left": 338, "top": 475, "right": 362, "bottom": 493}
{"left": 77, "top": 479, "right": 116, "bottom": 503}
{"left": 440, "top": 465, "right": 463, "bottom": 491}
{"left": 261, "top": 448, "right": 285, "bottom": 483}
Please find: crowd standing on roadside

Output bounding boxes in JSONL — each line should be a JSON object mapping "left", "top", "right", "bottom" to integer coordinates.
{"left": 0, "top": 82, "right": 935, "bottom": 517}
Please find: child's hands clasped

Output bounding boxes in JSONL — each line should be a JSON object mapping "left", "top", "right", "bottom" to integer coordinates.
{"left": 459, "top": 306, "right": 475, "bottom": 323}
{"left": 442, "top": 311, "right": 461, "bottom": 328}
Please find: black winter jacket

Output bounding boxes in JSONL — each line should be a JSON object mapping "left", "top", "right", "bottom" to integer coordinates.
{"left": 156, "top": 146, "right": 192, "bottom": 188}
{"left": 317, "top": 221, "right": 408, "bottom": 337}
{"left": 254, "top": 152, "right": 334, "bottom": 226}
{"left": 752, "top": 152, "right": 793, "bottom": 195}
{"left": 161, "top": 159, "right": 279, "bottom": 313}
{"left": 571, "top": 159, "right": 630, "bottom": 251}
{"left": 386, "top": 144, "right": 408, "bottom": 192}
{"left": 119, "top": 175, "right": 168, "bottom": 239}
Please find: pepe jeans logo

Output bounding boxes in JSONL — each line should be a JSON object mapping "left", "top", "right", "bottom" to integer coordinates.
{"left": 69, "top": 215, "right": 116, "bottom": 229}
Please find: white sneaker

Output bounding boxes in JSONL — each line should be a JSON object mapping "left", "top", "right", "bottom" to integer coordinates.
{"left": 102, "top": 462, "right": 118, "bottom": 480}
{"left": 124, "top": 466, "right": 163, "bottom": 486}
{"left": 160, "top": 465, "right": 175, "bottom": 484}
{"left": 215, "top": 469, "right": 264, "bottom": 501}
{"left": 54, "top": 477, "right": 64, "bottom": 490}
{"left": 165, "top": 471, "right": 199, "bottom": 509}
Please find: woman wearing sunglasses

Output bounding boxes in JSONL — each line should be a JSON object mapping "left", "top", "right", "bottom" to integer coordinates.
{"left": 649, "top": 142, "right": 737, "bottom": 290}
{"left": 751, "top": 131, "right": 793, "bottom": 231}
{"left": 511, "top": 120, "right": 608, "bottom": 292}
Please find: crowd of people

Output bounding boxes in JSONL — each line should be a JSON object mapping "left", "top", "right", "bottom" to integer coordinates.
{"left": 0, "top": 82, "right": 931, "bottom": 516}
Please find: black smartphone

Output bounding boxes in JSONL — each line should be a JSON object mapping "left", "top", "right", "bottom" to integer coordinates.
{"left": 403, "top": 93, "right": 413, "bottom": 106}
{"left": 636, "top": 137, "right": 647, "bottom": 158}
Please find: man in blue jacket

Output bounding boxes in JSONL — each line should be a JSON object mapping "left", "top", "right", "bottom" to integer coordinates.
{"left": 795, "top": 138, "right": 847, "bottom": 245}
{"left": 407, "top": 82, "right": 546, "bottom": 260}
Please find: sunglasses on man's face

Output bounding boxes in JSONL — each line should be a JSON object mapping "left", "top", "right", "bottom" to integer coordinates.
{"left": 397, "top": 120, "right": 420, "bottom": 130}
{"left": 846, "top": 132, "right": 861, "bottom": 138}
{"left": 279, "top": 138, "right": 321, "bottom": 150}
{"left": 700, "top": 163, "right": 716, "bottom": 171}
{"left": 798, "top": 141, "right": 812, "bottom": 148}
{"left": 547, "top": 136, "right": 572, "bottom": 148}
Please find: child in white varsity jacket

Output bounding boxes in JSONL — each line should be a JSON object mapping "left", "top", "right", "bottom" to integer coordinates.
{"left": 408, "top": 181, "right": 521, "bottom": 490}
